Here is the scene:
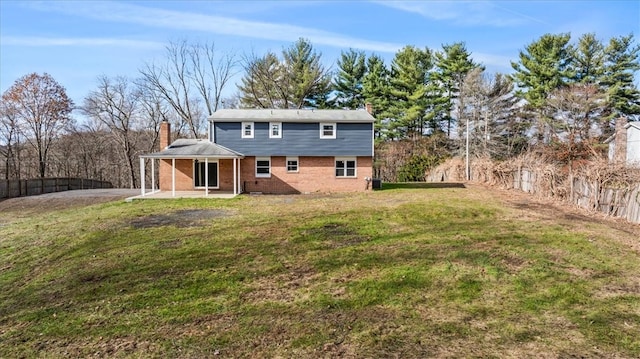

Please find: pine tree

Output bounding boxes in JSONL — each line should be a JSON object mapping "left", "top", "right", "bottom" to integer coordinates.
{"left": 433, "top": 42, "right": 482, "bottom": 137}
{"left": 511, "top": 33, "right": 573, "bottom": 143}
{"left": 282, "top": 38, "right": 331, "bottom": 109}
{"left": 387, "top": 46, "right": 433, "bottom": 140}
{"left": 331, "top": 49, "right": 366, "bottom": 109}
{"left": 569, "top": 33, "right": 605, "bottom": 85}
{"left": 238, "top": 38, "right": 330, "bottom": 109}
{"left": 238, "top": 52, "right": 286, "bottom": 108}
{"left": 602, "top": 34, "right": 640, "bottom": 125}
{"left": 362, "top": 54, "right": 391, "bottom": 139}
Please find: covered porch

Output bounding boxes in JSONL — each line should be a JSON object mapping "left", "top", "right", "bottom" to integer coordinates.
{"left": 139, "top": 139, "right": 245, "bottom": 198}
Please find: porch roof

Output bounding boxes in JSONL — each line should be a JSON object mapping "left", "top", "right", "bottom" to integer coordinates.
{"left": 140, "top": 139, "right": 244, "bottom": 159}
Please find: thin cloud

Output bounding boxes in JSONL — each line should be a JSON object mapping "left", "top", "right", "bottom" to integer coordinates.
{"left": 1, "top": 35, "right": 163, "bottom": 48}
{"left": 27, "top": 1, "right": 402, "bottom": 53}
{"left": 373, "top": 0, "right": 536, "bottom": 27}
{"left": 473, "top": 52, "right": 514, "bottom": 72}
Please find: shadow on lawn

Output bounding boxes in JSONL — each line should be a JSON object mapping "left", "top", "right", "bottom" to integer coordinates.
{"left": 380, "top": 182, "right": 466, "bottom": 190}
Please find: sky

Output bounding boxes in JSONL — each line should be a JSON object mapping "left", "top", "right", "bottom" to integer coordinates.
{"left": 1, "top": 0, "right": 639, "bottom": 109}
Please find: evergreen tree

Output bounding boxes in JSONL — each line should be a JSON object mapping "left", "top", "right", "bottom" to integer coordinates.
{"left": 433, "top": 42, "right": 482, "bottom": 137}
{"left": 331, "top": 49, "right": 366, "bottom": 109}
{"left": 511, "top": 33, "right": 573, "bottom": 143}
{"left": 569, "top": 33, "right": 605, "bottom": 85}
{"left": 566, "top": 33, "right": 607, "bottom": 140}
{"left": 238, "top": 38, "right": 330, "bottom": 109}
{"left": 362, "top": 54, "right": 391, "bottom": 139}
{"left": 387, "top": 45, "right": 433, "bottom": 140}
{"left": 238, "top": 52, "right": 287, "bottom": 108}
{"left": 602, "top": 34, "right": 640, "bottom": 124}
{"left": 282, "top": 38, "right": 331, "bottom": 109}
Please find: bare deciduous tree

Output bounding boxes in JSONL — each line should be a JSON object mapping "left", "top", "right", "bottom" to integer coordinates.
{"left": 139, "top": 40, "right": 237, "bottom": 138}
{"left": 546, "top": 83, "right": 606, "bottom": 154}
{"left": 83, "top": 76, "right": 143, "bottom": 188}
{"left": 0, "top": 100, "right": 21, "bottom": 179}
{"left": 1, "top": 73, "right": 73, "bottom": 178}
{"left": 460, "top": 68, "right": 523, "bottom": 159}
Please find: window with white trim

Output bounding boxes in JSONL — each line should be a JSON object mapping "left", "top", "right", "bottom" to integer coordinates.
{"left": 242, "top": 122, "right": 254, "bottom": 138}
{"left": 286, "top": 157, "right": 299, "bottom": 172}
{"left": 269, "top": 122, "right": 282, "bottom": 138}
{"left": 255, "top": 157, "right": 271, "bottom": 178}
{"left": 335, "top": 157, "right": 356, "bottom": 177}
{"left": 320, "top": 123, "right": 336, "bottom": 139}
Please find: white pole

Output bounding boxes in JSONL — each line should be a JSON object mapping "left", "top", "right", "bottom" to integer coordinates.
{"left": 172, "top": 158, "right": 176, "bottom": 197}
{"left": 466, "top": 117, "right": 470, "bottom": 181}
{"left": 233, "top": 158, "right": 237, "bottom": 195}
{"left": 205, "top": 158, "right": 209, "bottom": 197}
{"left": 151, "top": 159, "right": 155, "bottom": 192}
{"left": 140, "top": 158, "right": 145, "bottom": 196}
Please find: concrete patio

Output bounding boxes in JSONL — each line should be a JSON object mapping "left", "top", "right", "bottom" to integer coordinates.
{"left": 126, "top": 190, "right": 238, "bottom": 201}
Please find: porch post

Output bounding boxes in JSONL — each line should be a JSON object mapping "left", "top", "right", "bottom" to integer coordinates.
{"left": 233, "top": 157, "right": 237, "bottom": 195}
{"left": 140, "top": 157, "right": 145, "bottom": 196}
{"left": 172, "top": 158, "right": 176, "bottom": 197}
{"left": 151, "top": 159, "right": 155, "bottom": 192}
{"left": 205, "top": 157, "right": 209, "bottom": 197}
{"left": 238, "top": 158, "right": 242, "bottom": 194}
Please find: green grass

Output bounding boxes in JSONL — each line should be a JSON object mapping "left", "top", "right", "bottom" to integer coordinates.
{"left": 1, "top": 185, "right": 639, "bottom": 358}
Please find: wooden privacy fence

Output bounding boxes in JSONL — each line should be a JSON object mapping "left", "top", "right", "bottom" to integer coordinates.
{"left": 0, "top": 178, "right": 113, "bottom": 199}
{"left": 509, "top": 169, "right": 640, "bottom": 224}
{"left": 427, "top": 160, "right": 640, "bottom": 224}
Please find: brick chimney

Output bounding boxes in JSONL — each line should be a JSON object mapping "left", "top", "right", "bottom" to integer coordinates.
{"left": 160, "top": 121, "right": 171, "bottom": 150}
{"left": 613, "top": 117, "right": 627, "bottom": 164}
{"left": 365, "top": 103, "right": 373, "bottom": 115}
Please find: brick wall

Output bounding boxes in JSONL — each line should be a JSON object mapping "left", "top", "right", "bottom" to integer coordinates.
{"left": 614, "top": 117, "right": 628, "bottom": 164}
{"left": 240, "top": 156, "right": 373, "bottom": 194}
{"left": 160, "top": 121, "right": 171, "bottom": 150}
{"left": 158, "top": 156, "right": 374, "bottom": 194}
{"left": 218, "top": 159, "right": 236, "bottom": 191}
{"left": 159, "top": 159, "right": 193, "bottom": 191}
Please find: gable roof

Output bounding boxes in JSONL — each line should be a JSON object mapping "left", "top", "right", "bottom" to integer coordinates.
{"left": 209, "top": 109, "right": 375, "bottom": 123}
{"left": 140, "top": 139, "right": 244, "bottom": 159}
{"left": 625, "top": 121, "right": 640, "bottom": 131}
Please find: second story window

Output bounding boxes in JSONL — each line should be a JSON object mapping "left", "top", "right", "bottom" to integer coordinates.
{"left": 270, "top": 122, "right": 282, "bottom": 138}
{"left": 320, "top": 123, "right": 336, "bottom": 139}
{"left": 242, "top": 122, "right": 254, "bottom": 138}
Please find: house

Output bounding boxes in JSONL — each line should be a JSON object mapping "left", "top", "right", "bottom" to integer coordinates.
{"left": 139, "top": 108, "right": 375, "bottom": 196}
{"left": 605, "top": 119, "right": 640, "bottom": 167}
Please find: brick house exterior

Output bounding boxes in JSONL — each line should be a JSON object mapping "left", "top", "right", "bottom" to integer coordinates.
{"left": 140, "top": 108, "right": 375, "bottom": 196}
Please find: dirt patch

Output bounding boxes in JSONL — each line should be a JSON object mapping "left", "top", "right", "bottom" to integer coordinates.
{"left": 301, "top": 223, "right": 372, "bottom": 248}
{"left": 129, "top": 209, "right": 232, "bottom": 228}
{"left": 0, "top": 189, "right": 139, "bottom": 222}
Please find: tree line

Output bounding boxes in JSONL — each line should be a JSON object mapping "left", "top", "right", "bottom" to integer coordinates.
{"left": 1, "top": 33, "right": 639, "bottom": 186}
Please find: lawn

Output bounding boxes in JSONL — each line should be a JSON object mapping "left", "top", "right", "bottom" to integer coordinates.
{"left": 1, "top": 184, "right": 639, "bottom": 358}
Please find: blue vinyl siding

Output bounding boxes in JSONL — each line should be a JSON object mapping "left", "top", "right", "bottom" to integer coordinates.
{"left": 213, "top": 122, "right": 373, "bottom": 156}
